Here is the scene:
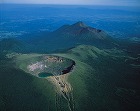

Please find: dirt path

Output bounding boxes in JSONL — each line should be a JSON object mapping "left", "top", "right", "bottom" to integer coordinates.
{"left": 49, "top": 74, "right": 74, "bottom": 111}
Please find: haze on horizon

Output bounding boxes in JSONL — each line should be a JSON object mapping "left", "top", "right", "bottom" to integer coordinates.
{"left": 1, "top": 0, "right": 140, "bottom": 6}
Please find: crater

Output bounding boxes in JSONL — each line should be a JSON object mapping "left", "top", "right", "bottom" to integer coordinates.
{"left": 18, "top": 55, "right": 75, "bottom": 78}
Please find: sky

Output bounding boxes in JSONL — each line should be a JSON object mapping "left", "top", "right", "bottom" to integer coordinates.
{"left": 1, "top": 0, "right": 140, "bottom": 6}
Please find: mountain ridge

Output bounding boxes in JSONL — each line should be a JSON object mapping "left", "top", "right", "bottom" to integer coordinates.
{"left": 53, "top": 21, "right": 107, "bottom": 40}
{"left": 0, "top": 21, "right": 118, "bottom": 54}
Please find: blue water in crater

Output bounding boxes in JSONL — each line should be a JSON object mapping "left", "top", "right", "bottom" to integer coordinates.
{"left": 38, "top": 72, "right": 53, "bottom": 77}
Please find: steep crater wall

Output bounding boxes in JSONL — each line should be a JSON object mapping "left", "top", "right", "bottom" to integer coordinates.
{"left": 16, "top": 54, "right": 75, "bottom": 78}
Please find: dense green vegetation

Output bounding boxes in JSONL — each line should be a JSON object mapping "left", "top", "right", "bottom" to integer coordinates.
{"left": 55, "top": 45, "right": 140, "bottom": 111}
{"left": 0, "top": 22, "right": 140, "bottom": 111}
{"left": 0, "top": 60, "right": 57, "bottom": 111}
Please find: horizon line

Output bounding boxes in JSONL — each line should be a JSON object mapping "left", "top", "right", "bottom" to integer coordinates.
{"left": 0, "top": 3, "right": 140, "bottom": 7}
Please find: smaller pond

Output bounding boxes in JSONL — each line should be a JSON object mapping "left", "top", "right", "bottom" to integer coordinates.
{"left": 38, "top": 72, "right": 53, "bottom": 78}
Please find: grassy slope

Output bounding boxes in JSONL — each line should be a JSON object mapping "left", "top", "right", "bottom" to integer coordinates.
{"left": 0, "top": 45, "right": 140, "bottom": 111}
{"left": 56, "top": 45, "right": 140, "bottom": 111}
{"left": 0, "top": 56, "right": 56, "bottom": 111}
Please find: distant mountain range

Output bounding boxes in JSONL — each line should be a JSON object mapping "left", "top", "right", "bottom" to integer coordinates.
{"left": 37, "top": 21, "right": 117, "bottom": 51}
{"left": 0, "top": 21, "right": 139, "bottom": 55}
